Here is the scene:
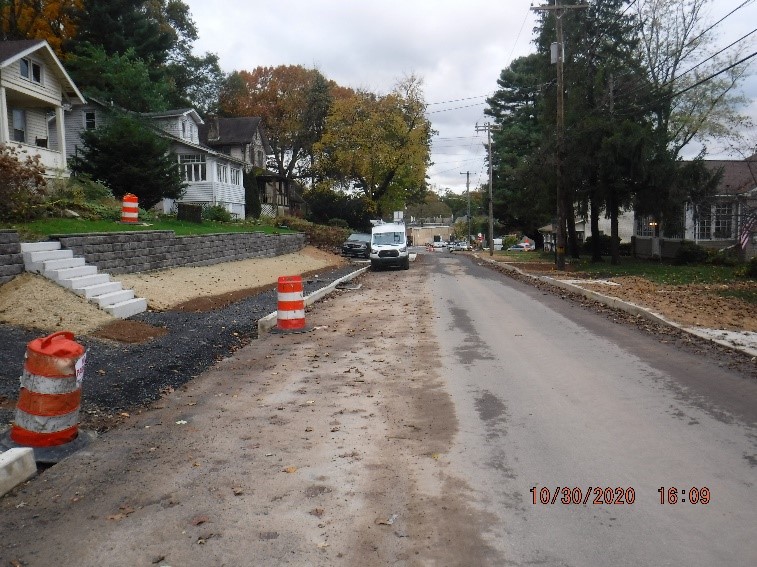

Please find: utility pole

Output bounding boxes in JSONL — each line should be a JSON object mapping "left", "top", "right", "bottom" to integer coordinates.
{"left": 531, "top": 0, "right": 588, "bottom": 270}
{"left": 475, "top": 122, "right": 499, "bottom": 257}
{"left": 460, "top": 171, "right": 471, "bottom": 246}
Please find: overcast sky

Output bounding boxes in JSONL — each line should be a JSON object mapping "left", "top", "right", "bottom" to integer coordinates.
{"left": 184, "top": 0, "right": 757, "bottom": 194}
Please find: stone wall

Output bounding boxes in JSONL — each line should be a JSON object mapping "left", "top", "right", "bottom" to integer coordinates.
{"left": 0, "top": 230, "right": 306, "bottom": 279}
{"left": 0, "top": 230, "right": 23, "bottom": 285}
{"left": 52, "top": 231, "right": 306, "bottom": 275}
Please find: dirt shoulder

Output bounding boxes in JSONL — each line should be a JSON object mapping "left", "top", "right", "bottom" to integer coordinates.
{"left": 484, "top": 257, "right": 757, "bottom": 333}
{"left": 0, "top": 257, "right": 494, "bottom": 566}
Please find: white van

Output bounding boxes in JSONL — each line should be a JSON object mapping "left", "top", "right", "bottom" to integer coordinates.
{"left": 370, "top": 222, "right": 409, "bottom": 270}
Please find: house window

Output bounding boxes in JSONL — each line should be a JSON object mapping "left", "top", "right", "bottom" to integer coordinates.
{"left": 230, "top": 168, "right": 241, "bottom": 185}
{"left": 217, "top": 164, "right": 229, "bottom": 183}
{"left": 635, "top": 215, "right": 655, "bottom": 237}
{"left": 181, "top": 120, "right": 186, "bottom": 139}
{"left": 713, "top": 204, "right": 734, "bottom": 239}
{"left": 256, "top": 150, "right": 264, "bottom": 166}
{"left": 179, "top": 154, "right": 206, "bottom": 181}
{"left": 696, "top": 209, "right": 711, "bottom": 240}
{"left": 20, "top": 58, "right": 41, "bottom": 83}
{"left": 11, "top": 109, "right": 26, "bottom": 143}
{"left": 84, "top": 112, "right": 97, "bottom": 130}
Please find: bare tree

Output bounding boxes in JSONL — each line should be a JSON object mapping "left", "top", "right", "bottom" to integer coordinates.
{"left": 635, "top": 0, "right": 754, "bottom": 156}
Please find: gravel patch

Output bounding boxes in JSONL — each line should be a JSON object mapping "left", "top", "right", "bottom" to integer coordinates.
{"left": 0, "top": 263, "right": 364, "bottom": 432}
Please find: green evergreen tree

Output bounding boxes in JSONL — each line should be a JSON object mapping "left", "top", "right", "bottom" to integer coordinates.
{"left": 69, "top": 113, "right": 185, "bottom": 209}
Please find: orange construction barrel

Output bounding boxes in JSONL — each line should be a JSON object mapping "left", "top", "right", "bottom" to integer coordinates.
{"left": 10, "top": 331, "right": 86, "bottom": 448}
{"left": 273, "top": 276, "right": 312, "bottom": 333}
{"left": 121, "top": 193, "right": 139, "bottom": 223}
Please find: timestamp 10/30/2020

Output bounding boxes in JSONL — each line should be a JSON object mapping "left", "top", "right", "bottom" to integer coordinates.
{"left": 529, "top": 486, "right": 711, "bottom": 505}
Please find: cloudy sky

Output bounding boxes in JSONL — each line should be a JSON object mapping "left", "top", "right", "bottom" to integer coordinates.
{"left": 183, "top": 0, "right": 756, "bottom": 194}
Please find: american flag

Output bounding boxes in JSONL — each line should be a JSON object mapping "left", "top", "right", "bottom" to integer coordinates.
{"left": 739, "top": 209, "right": 756, "bottom": 250}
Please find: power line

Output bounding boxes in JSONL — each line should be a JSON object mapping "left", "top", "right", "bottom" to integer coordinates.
{"left": 671, "top": 49, "right": 757, "bottom": 98}
{"left": 426, "top": 102, "right": 487, "bottom": 114}
{"left": 428, "top": 95, "right": 488, "bottom": 106}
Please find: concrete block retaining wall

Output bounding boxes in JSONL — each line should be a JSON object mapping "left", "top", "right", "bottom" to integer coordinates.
{"left": 0, "top": 230, "right": 306, "bottom": 277}
{"left": 0, "top": 230, "right": 24, "bottom": 285}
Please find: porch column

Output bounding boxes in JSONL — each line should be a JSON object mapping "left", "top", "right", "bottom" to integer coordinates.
{"left": 55, "top": 106, "right": 67, "bottom": 170}
{"left": 0, "top": 87, "right": 9, "bottom": 143}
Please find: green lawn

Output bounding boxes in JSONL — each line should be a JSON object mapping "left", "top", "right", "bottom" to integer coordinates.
{"left": 3, "top": 217, "right": 292, "bottom": 241}
{"left": 490, "top": 249, "right": 747, "bottom": 286}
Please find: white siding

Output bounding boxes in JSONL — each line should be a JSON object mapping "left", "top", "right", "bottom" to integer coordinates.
{"left": 1, "top": 54, "right": 64, "bottom": 107}
{"left": 182, "top": 182, "right": 215, "bottom": 202}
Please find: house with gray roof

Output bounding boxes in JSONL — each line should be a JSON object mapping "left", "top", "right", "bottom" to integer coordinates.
{"left": 634, "top": 155, "right": 757, "bottom": 259}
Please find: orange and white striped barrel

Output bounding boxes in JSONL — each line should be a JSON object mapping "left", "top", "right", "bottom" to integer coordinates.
{"left": 121, "top": 193, "right": 139, "bottom": 223}
{"left": 10, "top": 331, "right": 86, "bottom": 448}
{"left": 276, "top": 275, "right": 307, "bottom": 331}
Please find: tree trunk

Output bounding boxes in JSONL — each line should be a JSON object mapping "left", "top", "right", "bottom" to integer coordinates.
{"left": 590, "top": 190, "right": 603, "bottom": 262}
{"left": 609, "top": 191, "right": 620, "bottom": 265}
{"left": 566, "top": 194, "right": 580, "bottom": 259}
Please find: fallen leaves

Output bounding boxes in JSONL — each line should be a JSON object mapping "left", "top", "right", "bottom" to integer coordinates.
{"left": 375, "top": 513, "right": 398, "bottom": 525}
{"left": 107, "top": 504, "right": 136, "bottom": 521}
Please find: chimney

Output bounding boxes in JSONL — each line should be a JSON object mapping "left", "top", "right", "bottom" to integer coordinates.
{"left": 207, "top": 114, "right": 220, "bottom": 141}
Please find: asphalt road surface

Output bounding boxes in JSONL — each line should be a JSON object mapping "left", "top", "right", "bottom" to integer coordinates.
{"left": 1, "top": 250, "right": 755, "bottom": 566}
{"left": 428, "top": 250, "right": 757, "bottom": 566}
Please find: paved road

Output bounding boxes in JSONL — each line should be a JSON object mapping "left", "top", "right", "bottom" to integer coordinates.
{"left": 427, "top": 250, "right": 757, "bottom": 566}
{"left": 2, "top": 250, "right": 755, "bottom": 566}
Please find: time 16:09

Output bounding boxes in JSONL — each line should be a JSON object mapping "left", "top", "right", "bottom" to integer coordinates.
{"left": 658, "top": 486, "right": 710, "bottom": 504}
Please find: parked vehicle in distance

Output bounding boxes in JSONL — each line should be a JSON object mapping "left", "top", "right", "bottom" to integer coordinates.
{"left": 507, "top": 242, "right": 534, "bottom": 252}
{"left": 449, "top": 241, "right": 471, "bottom": 251}
{"left": 370, "top": 222, "right": 409, "bottom": 270}
{"left": 341, "top": 233, "right": 371, "bottom": 258}
{"left": 432, "top": 241, "right": 447, "bottom": 250}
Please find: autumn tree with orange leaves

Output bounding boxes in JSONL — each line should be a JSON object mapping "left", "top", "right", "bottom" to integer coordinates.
{"left": 0, "top": 0, "right": 81, "bottom": 55}
{"left": 219, "top": 65, "right": 350, "bottom": 182}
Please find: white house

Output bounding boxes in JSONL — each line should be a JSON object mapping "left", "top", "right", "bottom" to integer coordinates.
{"left": 59, "top": 102, "right": 249, "bottom": 219}
{"left": 146, "top": 109, "right": 248, "bottom": 218}
{"left": 634, "top": 156, "right": 757, "bottom": 259}
{"left": 0, "top": 39, "right": 85, "bottom": 176}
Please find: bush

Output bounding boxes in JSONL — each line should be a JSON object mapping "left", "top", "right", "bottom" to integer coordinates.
{"left": 276, "top": 215, "right": 350, "bottom": 249}
{"left": 707, "top": 247, "right": 739, "bottom": 266}
{"left": 674, "top": 240, "right": 708, "bottom": 265}
{"left": 583, "top": 234, "right": 621, "bottom": 256}
{"left": 0, "top": 144, "right": 47, "bottom": 221}
{"left": 328, "top": 218, "right": 349, "bottom": 228}
{"left": 202, "top": 205, "right": 233, "bottom": 223}
{"left": 745, "top": 257, "right": 757, "bottom": 279}
{"left": 42, "top": 176, "right": 120, "bottom": 220}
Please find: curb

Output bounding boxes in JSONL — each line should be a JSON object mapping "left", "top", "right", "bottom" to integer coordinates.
{"left": 475, "top": 255, "right": 757, "bottom": 358}
{"left": 0, "top": 447, "right": 36, "bottom": 497}
{"left": 258, "top": 266, "right": 370, "bottom": 336}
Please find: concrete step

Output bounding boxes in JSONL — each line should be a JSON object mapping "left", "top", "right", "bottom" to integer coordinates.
{"left": 20, "top": 241, "right": 148, "bottom": 319}
{"left": 60, "top": 273, "right": 111, "bottom": 290}
{"left": 23, "top": 248, "right": 73, "bottom": 267}
{"left": 75, "top": 281, "right": 122, "bottom": 299}
{"left": 19, "top": 241, "right": 60, "bottom": 253}
{"left": 93, "top": 289, "right": 134, "bottom": 307}
{"left": 0, "top": 448, "right": 36, "bottom": 497}
{"left": 47, "top": 265, "right": 98, "bottom": 282}
{"left": 104, "top": 297, "right": 147, "bottom": 319}
{"left": 41, "top": 257, "right": 85, "bottom": 272}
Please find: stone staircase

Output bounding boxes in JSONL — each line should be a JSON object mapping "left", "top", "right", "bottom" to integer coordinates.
{"left": 21, "top": 242, "right": 147, "bottom": 319}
